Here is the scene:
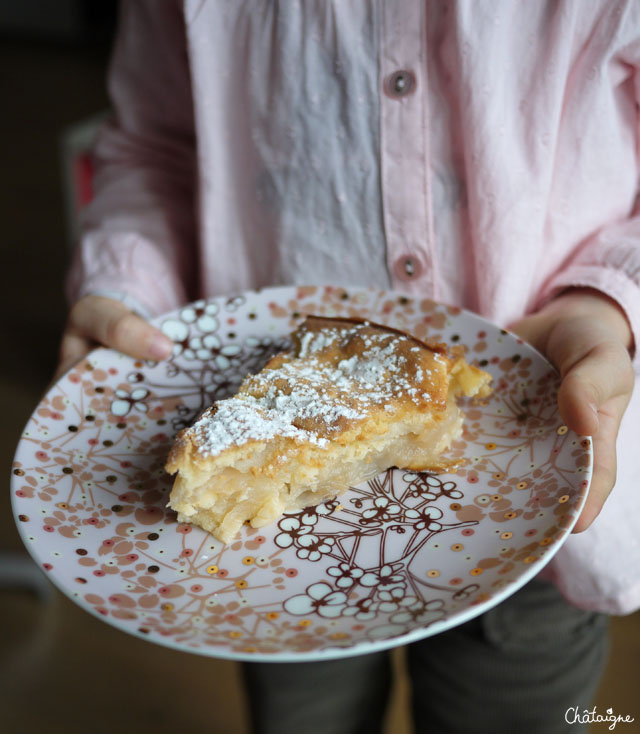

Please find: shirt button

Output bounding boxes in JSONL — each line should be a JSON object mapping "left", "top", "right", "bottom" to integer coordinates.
{"left": 385, "top": 70, "right": 416, "bottom": 98}
{"left": 394, "top": 255, "right": 424, "bottom": 281}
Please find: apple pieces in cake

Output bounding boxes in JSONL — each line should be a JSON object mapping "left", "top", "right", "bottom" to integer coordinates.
{"left": 165, "top": 316, "right": 492, "bottom": 542}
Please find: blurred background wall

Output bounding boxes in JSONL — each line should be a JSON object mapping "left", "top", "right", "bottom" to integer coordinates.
{"left": 1, "top": 3, "right": 245, "bottom": 732}
{"left": 1, "top": 0, "right": 115, "bottom": 556}
{"left": 0, "top": 2, "right": 638, "bottom": 733}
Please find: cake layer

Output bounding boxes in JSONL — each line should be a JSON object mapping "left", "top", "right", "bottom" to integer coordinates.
{"left": 166, "top": 316, "right": 492, "bottom": 542}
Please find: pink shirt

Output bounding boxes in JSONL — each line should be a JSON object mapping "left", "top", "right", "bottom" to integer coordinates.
{"left": 69, "top": 0, "right": 640, "bottom": 614}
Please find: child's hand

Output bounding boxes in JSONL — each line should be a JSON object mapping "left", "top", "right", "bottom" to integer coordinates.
{"left": 510, "top": 289, "right": 634, "bottom": 533}
{"left": 55, "top": 295, "right": 174, "bottom": 381}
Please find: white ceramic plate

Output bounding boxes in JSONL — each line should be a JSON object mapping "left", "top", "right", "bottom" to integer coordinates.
{"left": 11, "top": 286, "right": 591, "bottom": 661}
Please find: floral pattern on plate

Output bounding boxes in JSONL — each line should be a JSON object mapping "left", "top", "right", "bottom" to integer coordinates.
{"left": 11, "top": 286, "right": 591, "bottom": 661}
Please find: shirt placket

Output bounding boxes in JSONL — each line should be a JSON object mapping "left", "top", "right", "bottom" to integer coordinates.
{"left": 379, "top": 0, "right": 437, "bottom": 297}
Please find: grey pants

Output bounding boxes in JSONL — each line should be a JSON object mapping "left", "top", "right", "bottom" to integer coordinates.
{"left": 243, "top": 579, "right": 609, "bottom": 734}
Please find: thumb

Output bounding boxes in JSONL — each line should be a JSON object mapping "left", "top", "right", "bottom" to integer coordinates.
{"left": 547, "top": 328, "right": 633, "bottom": 437}
{"left": 552, "top": 340, "right": 633, "bottom": 533}
{"left": 70, "top": 296, "right": 173, "bottom": 362}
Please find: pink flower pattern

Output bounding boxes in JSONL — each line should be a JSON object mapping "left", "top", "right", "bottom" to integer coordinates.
{"left": 11, "top": 286, "right": 590, "bottom": 659}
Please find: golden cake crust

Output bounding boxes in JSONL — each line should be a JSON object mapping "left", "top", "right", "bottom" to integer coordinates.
{"left": 165, "top": 316, "right": 492, "bottom": 542}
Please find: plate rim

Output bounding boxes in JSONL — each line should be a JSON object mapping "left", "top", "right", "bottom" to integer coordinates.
{"left": 10, "top": 284, "right": 593, "bottom": 661}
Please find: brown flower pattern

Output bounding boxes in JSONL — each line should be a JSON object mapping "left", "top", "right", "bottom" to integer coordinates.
{"left": 11, "top": 286, "right": 590, "bottom": 660}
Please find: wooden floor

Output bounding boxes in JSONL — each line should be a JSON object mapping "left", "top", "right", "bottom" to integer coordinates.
{"left": 1, "top": 35, "right": 638, "bottom": 734}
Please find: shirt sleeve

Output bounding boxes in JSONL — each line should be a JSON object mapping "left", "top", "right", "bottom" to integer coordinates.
{"left": 535, "top": 40, "right": 640, "bottom": 373}
{"left": 66, "top": 0, "right": 197, "bottom": 317}
{"left": 535, "top": 213, "right": 640, "bottom": 371}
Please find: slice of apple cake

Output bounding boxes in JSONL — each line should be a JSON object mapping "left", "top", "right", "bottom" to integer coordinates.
{"left": 165, "top": 316, "right": 492, "bottom": 542}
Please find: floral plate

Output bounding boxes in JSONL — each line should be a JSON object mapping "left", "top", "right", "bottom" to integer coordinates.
{"left": 11, "top": 286, "right": 591, "bottom": 661}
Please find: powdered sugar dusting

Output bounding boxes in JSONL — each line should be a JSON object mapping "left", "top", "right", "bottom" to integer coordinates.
{"left": 192, "top": 397, "right": 329, "bottom": 453}
{"left": 188, "top": 319, "right": 448, "bottom": 456}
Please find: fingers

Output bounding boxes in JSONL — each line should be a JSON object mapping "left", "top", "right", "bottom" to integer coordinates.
{"left": 553, "top": 333, "right": 633, "bottom": 533}
{"left": 69, "top": 296, "right": 173, "bottom": 362}
{"left": 552, "top": 336, "right": 633, "bottom": 533}
{"left": 558, "top": 337, "right": 633, "bottom": 430}
{"left": 511, "top": 299, "right": 635, "bottom": 535}
{"left": 54, "top": 332, "right": 94, "bottom": 381}
{"left": 52, "top": 296, "right": 174, "bottom": 385}
{"left": 556, "top": 341, "right": 633, "bottom": 437}
{"left": 572, "top": 394, "right": 631, "bottom": 533}
{"left": 508, "top": 312, "right": 550, "bottom": 355}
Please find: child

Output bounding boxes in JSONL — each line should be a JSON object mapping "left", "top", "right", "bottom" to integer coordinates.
{"left": 60, "top": 2, "right": 639, "bottom": 731}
